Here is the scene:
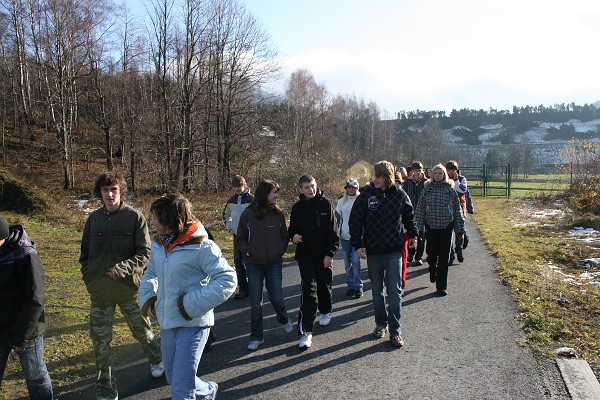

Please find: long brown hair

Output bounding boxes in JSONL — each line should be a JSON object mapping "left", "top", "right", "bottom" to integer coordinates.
{"left": 251, "top": 180, "right": 282, "bottom": 219}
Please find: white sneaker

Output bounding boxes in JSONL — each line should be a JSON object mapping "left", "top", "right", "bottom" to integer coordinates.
{"left": 319, "top": 313, "right": 331, "bottom": 326}
{"left": 151, "top": 361, "right": 164, "bottom": 378}
{"left": 247, "top": 339, "right": 264, "bottom": 351}
{"left": 283, "top": 319, "right": 293, "bottom": 333}
{"left": 299, "top": 333, "right": 312, "bottom": 348}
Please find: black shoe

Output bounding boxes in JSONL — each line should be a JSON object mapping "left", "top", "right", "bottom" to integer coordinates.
{"left": 234, "top": 289, "right": 249, "bottom": 299}
{"left": 448, "top": 257, "right": 455, "bottom": 266}
{"left": 414, "top": 259, "right": 423, "bottom": 266}
{"left": 456, "top": 248, "right": 464, "bottom": 263}
{"left": 407, "top": 256, "right": 414, "bottom": 263}
{"left": 354, "top": 290, "right": 363, "bottom": 298}
{"left": 204, "top": 330, "right": 216, "bottom": 352}
{"left": 345, "top": 288, "right": 355, "bottom": 297}
{"left": 429, "top": 267, "right": 436, "bottom": 283}
{"left": 436, "top": 289, "right": 448, "bottom": 296}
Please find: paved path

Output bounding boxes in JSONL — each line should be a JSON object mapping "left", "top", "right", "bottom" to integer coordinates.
{"left": 54, "top": 218, "right": 570, "bottom": 399}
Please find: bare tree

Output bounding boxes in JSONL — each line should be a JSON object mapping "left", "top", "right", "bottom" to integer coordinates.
{"left": 3, "top": 0, "right": 34, "bottom": 138}
{"left": 27, "top": 0, "right": 112, "bottom": 188}
{"left": 147, "top": 0, "right": 177, "bottom": 190}
{"left": 206, "top": 0, "right": 279, "bottom": 190}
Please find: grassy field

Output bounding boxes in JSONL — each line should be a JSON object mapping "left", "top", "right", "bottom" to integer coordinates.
{"left": 464, "top": 173, "right": 570, "bottom": 198}
{"left": 471, "top": 197, "right": 599, "bottom": 370}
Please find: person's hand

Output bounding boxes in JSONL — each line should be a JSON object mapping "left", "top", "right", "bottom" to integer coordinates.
{"left": 106, "top": 269, "right": 118, "bottom": 280}
{"left": 147, "top": 307, "right": 157, "bottom": 322}
{"left": 323, "top": 256, "right": 333, "bottom": 267}
{"left": 408, "top": 238, "right": 417, "bottom": 249}
{"left": 356, "top": 248, "right": 367, "bottom": 259}
{"left": 12, "top": 345, "right": 24, "bottom": 353}
{"left": 292, "top": 234, "right": 303, "bottom": 244}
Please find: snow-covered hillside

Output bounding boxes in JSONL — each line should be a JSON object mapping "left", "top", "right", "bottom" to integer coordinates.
{"left": 442, "top": 119, "right": 600, "bottom": 165}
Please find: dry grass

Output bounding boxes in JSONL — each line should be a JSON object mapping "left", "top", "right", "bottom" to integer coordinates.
{"left": 472, "top": 197, "right": 600, "bottom": 371}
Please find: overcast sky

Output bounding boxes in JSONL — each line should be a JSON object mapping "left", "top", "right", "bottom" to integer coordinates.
{"left": 243, "top": 0, "right": 600, "bottom": 116}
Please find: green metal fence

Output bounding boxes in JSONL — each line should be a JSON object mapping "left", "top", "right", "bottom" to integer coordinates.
{"left": 460, "top": 164, "right": 511, "bottom": 197}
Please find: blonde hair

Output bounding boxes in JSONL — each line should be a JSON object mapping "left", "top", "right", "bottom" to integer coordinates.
{"left": 429, "top": 163, "right": 451, "bottom": 184}
{"left": 340, "top": 186, "right": 360, "bottom": 206}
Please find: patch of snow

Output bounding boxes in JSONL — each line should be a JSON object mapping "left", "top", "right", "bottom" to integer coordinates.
{"left": 568, "top": 227, "right": 600, "bottom": 243}
{"left": 69, "top": 196, "right": 98, "bottom": 214}
{"left": 545, "top": 262, "right": 600, "bottom": 288}
{"left": 481, "top": 124, "right": 503, "bottom": 130}
{"left": 532, "top": 209, "right": 565, "bottom": 219}
{"left": 579, "top": 271, "right": 600, "bottom": 280}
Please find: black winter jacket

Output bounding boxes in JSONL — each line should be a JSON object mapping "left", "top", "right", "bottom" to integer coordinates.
{"left": 288, "top": 190, "right": 339, "bottom": 262}
{"left": 0, "top": 225, "right": 46, "bottom": 347}
{"left": 349, "top": 183, "right": 418, "bottom": 255}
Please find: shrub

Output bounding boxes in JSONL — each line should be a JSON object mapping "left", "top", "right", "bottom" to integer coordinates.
{"left": 0, "top": 168, "right": 47, "bottom": 213}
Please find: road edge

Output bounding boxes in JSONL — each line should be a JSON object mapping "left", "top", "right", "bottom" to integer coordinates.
{"left": 556, "top": 358, "right": 600, "bottom": 400}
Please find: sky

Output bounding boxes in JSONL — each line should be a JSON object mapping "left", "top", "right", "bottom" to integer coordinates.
{"left": 242, "top": 0, "right": 600, "bottom": 116}
{"left": 129, "top": 0, "right": 600, "bottom": 116}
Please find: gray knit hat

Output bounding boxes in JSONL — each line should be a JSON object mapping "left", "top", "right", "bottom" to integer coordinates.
{"left": 0, "top": 216, "right": 9, "bottom": 240}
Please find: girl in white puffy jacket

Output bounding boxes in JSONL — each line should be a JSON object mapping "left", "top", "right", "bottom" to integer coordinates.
{"left": 139, "top": 194, "right": 236, "bottom": 400}
{"left": 335, "top": 178, "right": 363, "bottom": 298}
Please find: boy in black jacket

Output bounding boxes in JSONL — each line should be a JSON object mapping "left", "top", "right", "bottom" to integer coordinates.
{"left": 0, "top": 216, "right": 54, "bottom": 399}
{"left": 288, "top": 175, "right": 339, "bottom": 348}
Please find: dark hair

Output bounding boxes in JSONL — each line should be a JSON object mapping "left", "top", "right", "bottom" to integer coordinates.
{"left": 94, "top": 172, "right": 127, "bottom": 198}
{"left": 445, "top": 160, "right": 459, "bottom": 171}
{"left": 411, "top": 160, "right": 424, "bottom": 170}
{"left": 298, "top": 175, "right": 315, "bottom": 187}
{"left": 150, "top": 194, "right": 196, "bottom": 235}
{"left": 231, "top": 175, "right": 247, "bottom": 187}
{"left": 250, "top": 180, "right": 282, "bottom": 219}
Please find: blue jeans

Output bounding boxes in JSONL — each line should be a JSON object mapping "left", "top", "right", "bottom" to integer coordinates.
{"left": 366, "top": 252, "right": 403, "bottom": 337}
{"left": 340, "top": 239, "right": 363, "bottom": 291}
{"left": 0, "top": 336, "right": 54, "bottom": 400}
{"left": 161, "top": 327, "right": 213, "bottom": 400}
{"left": 246, "top": 263, "right": 290, "bottom": 341}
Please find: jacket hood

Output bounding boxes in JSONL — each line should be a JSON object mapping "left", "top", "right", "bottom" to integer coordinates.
{"left": 0, "top": 225, "right": 34, "bottom": 255}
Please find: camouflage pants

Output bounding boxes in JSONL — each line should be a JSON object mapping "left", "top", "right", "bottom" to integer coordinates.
{"left": 90, "top": 298, "right": 162, "bottom": 397}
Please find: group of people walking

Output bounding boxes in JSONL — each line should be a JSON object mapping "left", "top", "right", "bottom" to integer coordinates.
{"left": 0, "top": 159, "right": 471, "bottom": 400}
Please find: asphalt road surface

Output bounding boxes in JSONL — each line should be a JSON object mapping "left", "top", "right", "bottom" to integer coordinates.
{"left": 54, "top": 218, "right": 570, "bottom": 399}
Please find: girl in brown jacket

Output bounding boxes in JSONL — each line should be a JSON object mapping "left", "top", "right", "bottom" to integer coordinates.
{"left": 236, "top": 180, "right": 293, "bottom": 351}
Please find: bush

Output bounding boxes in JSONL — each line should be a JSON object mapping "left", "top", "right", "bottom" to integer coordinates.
{"left": 559, "top": 140, "right": 600, "bottom": 214}
{"left": 0, "top": 168, "right": 47, "bottom": 213}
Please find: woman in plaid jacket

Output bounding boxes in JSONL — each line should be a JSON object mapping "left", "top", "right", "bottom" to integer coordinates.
{"left": 414, "top": 164, "right": 465, "bottom": 296}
